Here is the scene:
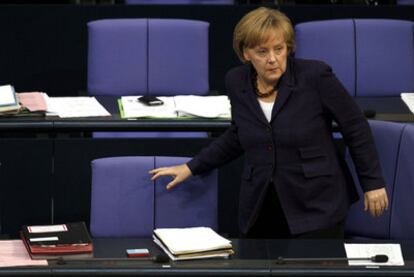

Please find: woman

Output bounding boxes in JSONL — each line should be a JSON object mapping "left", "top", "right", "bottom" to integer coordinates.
{"left": 150, "top": 7, "right": 388, "bottom": 239}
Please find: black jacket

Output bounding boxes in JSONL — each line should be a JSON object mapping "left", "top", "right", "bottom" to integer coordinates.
{"left": 188, "top": 57, "right": 385, "bottom": 234}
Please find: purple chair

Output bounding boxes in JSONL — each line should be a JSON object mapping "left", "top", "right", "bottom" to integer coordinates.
{"left": 90, "top": 156, "right": 154, "bottom": 237}
{"left": 295, "top": 19, "right": 414, "bottom": 97}
{"left": 154, "top": 156, "right": 218, "bottom": 230}
{"left": 90, "top": 156, "right": 218, "bottom": 238}
{"left": 390, "top": 124, "right": 414, "bottom": 239}
{"left": 397, "top": 0, "right": 414, "bottom": 5}
{"left": 295, "top": 19, "right": 356, "bottom": 96}
{"left": 87, "top": 18, "right": 209, "bottom": 138}
{"left": 345, "top": 120, "right": 405, "bottom": 239}
{"left": 355, "top": 19, "right": 414, "bottom": 97}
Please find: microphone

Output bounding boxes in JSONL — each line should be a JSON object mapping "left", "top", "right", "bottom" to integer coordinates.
{"left": 363, "top": 109, "right": 376, "bottom": 118}
{"left": 275, "top": 254, "right": 388, "bottom": 264}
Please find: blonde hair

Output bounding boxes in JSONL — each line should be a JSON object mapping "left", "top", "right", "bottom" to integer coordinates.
{"left": 233, "top": 7, "right": 295, "bottom": 63}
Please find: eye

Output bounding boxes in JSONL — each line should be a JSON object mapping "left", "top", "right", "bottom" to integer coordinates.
{"left": 256, "top": 49, "right": 267, "bottom": 57}
{"left": 275, "top": 46, "right": 283, "bottom": 54}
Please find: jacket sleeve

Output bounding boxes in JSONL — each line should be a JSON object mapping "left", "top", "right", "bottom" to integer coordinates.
{"left": 317, "top": 63, "right": 386, "bottom": 192}
{"left": 187, "top": 70, "right": 244, "bottom": 175}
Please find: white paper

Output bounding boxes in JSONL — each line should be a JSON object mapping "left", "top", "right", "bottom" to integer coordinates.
{"left": 174, "top": 95, "right": 231, "bottom": 118}
{"left": 29, "top": 237, "right": 59, "bottom": 242}
{"left": 121, "top": 96, "right": 177, "bottom": 118}
{"left": 45, "top": 96, "right": 111, "bottom": 118}
{"left": 401, "top": 92, "right": 414, "bottom": 114}
{"left": 0, "top": 240, "right": 48, "bottom": 267}
{"left": 0, "top": 85, "right": 18, "bottom": 106}
{"left": 344, "top": 243, "right": 404, "bottom": 266}
{"left": 153, "top": 227, "right": 232, "bottom": 255}
{"left": 28, "top": 223, "right": 67, "bottom": 233}
{"left": 121, "top": 95, "right": 231, "bottom": 119}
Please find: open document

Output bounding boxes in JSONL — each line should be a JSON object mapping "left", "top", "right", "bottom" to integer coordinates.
{"left": 45, "top": 96, "right": 111, "bottom": 118}
{"left": 153, "top": 227, "right": 234, "bottom": 261}
{"left": 120, "top": 95, "right": 231, "bottom": 119}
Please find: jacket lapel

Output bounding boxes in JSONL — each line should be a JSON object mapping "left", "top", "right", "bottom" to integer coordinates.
{"left": 239, "top": 64, "right": 269, "bottom": 125}
{"left": 271, "top": 57, "right": 295, "bottom": 122}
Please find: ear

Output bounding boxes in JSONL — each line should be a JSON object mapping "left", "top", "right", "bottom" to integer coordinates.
{"left": 243, "top": 49, "right": 251, "bottom": 62}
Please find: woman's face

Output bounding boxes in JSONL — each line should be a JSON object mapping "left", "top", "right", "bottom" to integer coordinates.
{"left": 243, "top": 32, "right": 288, "bottom": 86}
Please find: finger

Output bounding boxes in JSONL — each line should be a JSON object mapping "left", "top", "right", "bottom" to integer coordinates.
{"left": 149, "top": 167, "right": 167, "bottom": 174}
{"left": 375, "top": 201, "right": 382, "bottom": 217}
{"left": 368, "top": 200, "right": 376, "bottom": 217}
{"left": 166, "top": 179, "right": 179, "bottom": 190}
{"left": 151, "top": 170, "right": 174, "bottom": 181}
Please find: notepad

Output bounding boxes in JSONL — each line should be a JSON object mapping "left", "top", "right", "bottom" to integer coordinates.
{"left": 153, "top": 227, "right": 234, "bottom": 261}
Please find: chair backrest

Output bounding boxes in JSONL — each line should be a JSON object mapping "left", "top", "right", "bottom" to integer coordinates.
{"left": 90, "top": 156, "right": 218, "bottom": 237}
{"left": 154, "top": 157, "right": 218, "bottom": 229}
{"left": 390, "top": 124, "right": 414, "bottom": 239}
{"left": 295, "top": 19, "right": 414, "bottom": 97}
{"left": 88, "top": 18, "right": 209, "bottom": 138}
{"left": 396, "top": 0, "right": 414, "bottom": 5}
{"left": 295, "top": 19, "right": 356, "bottom": 96}
{"left": 88, "top": 18, "right": 209, "bottom": 96}
{"left": 345, "top": 120, "right": 405, "bottom": 239}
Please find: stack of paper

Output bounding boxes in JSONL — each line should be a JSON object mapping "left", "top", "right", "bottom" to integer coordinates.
{"left": 120, "top": 95, "right": 231, "bottom": 119}
{"left": 401, "top": 92, "right": 414, "bottom": 114}
{"left": 153, "top": 227, "right": 234, "bottom": 261}
{"left": 0, "top": 85, "right": 21, "bottom": 115}
{"left": 174, "top": 95, "right": 231, "bottom": 118}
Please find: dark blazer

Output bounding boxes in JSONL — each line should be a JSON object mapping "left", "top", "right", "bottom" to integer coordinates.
{"left": 188, "top": 57, "right": 385, "bottom": 235}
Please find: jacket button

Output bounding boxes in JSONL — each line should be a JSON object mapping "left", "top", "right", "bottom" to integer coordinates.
{"left": 266, "top": 127, "right": 271, "bottom": 132}
{"left": 267, "top": 145, "right": 273, "bottom": 150}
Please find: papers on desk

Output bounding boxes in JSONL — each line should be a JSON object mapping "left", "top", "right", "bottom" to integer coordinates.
{"left": 401, "top": 92, "right": 414, "bottom": 114}
{"left": 45, "top": 96, "right": 111, "bottom": 118}
{"left": 120, "top": 95, "right": 231, "bottom": 119}
{"left": 153, "top": 227, "right": 234, "bottom": 261}
{"left": 0, "top": 85, "right": 21, "bottom": 114}
{"left": 0, "top": 240, "right": 47, "bottom": 267}
{"left": 344, "top": 243, "right": 404, "bottom": 266}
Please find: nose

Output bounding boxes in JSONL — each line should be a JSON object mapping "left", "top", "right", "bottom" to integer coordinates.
{"left": 267, "top": 51, "right": 277, "bottom": 64}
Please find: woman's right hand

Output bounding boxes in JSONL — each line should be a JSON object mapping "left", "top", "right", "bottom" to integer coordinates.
{"left": 149, "top": 164, "right": 192, "bottom": 190}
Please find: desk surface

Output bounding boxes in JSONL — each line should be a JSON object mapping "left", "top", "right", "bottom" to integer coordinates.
{"left": 2, "top": 238, "right": 414, "bottom": 276}
{"left": 0, "top": 96, "right": 413, "bottom": 133}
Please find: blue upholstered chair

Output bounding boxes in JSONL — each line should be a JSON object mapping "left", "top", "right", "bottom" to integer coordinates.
{"left": 87, "top": 18, "right": 209, "bottom": 138}
{"left": 396, "top": 0, "right": 414, "bottom": 5}
{"left": 345, "top": 120, "right": 405, "bottom": 239}
{"left": 90, "top": 156, "right": 154, "bottom": 237}
{"left": 90, "top": 156, "right": 218, "bottom": 238}
{"left": 390, "top": 124, "right": 414, "bottom": 239}
{"left": 295, "top": 19, "right": 356, "bottom": 96}
{"left": 295, "top": 19, "right": 414, "bottom": 97}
